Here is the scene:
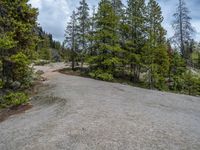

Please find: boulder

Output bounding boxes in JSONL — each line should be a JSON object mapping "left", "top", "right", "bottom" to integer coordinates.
{"left": 36, "top": 70, "right": 44, "bottom": 75}
{"left": 10, "top": 81, "right": 21, "bottom": 90}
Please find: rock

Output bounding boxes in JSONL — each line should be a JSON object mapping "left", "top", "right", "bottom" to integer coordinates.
{"left": 36, "top": 70, "right": 44, "bottom": 75}
{"left": 10, "top": 81, "right": 21, "bottom": 90}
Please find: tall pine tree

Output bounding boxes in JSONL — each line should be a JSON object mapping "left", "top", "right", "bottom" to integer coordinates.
{"left": 65, "top": 11, "right": 79, "bottom": 70}
{"left": 0, "top": 0, "right": 38, "bottom": 86}
{"left": 76, "top": 0, "right": 90, "bottom": 68}
{"left": 126, "top": 0, "right": 146, "bottom": 82}
{"left": 88, "top": 6, "right": 96, "bottom": 56}
{"left": 172, "top": 0, "right": 194, "bottom": 58}
{"left": 143, "top": 0, "right": 169, "bottom": 89}
{"left": 88, "top": 0, "right": 122, "bottom": 81}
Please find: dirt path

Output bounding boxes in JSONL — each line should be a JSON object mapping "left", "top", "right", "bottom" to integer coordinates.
{"left": 0, "top": 63, "right": 200, "bottom": 150}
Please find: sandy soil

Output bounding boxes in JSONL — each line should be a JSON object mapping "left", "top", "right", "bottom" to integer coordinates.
{"left": 0, "top": 62, "right": 200, "bottom": 150}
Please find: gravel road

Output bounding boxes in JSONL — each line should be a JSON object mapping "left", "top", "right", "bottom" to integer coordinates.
{"left": 0, "top": 63, "right": 200, "bottom": 150}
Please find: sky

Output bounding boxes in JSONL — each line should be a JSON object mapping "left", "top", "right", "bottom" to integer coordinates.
{"left": 29, "top": 0, "right": 200, "bottom": 42}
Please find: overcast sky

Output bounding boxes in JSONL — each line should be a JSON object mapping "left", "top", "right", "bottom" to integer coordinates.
{"left": 29, "top": 0, "right": 200, "bottom": 42}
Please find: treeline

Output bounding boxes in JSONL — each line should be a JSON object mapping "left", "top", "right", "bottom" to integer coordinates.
{"left": 36, "top": 26, "right": 65, "bottom": 61}
{"left": 65, "top": 0, "right": 200, "bottom": 95}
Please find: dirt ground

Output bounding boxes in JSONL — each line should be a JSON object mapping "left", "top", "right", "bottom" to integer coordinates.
{"left": 0, "top": 62, "right": 200, "bottom": 150}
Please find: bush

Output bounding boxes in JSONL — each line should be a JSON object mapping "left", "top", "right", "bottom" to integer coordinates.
{"left": 11, "top": 52, "right": 33, "bottom": 87}
{"left": 34, "top": 60, "right": 50, "bottom": 66}
{"left": 3, "top": 92, "right": 28, "bottom": 107}
{"left": 38, "top": 48, "right": 52, "bottom": 60}
{"left": 170, "top": 75, "right": 185, "bottom": 91}
{"left": 89, "top": 70, "right": 114, "bottom": 81}
{"left": 183, "top": 71, "right": 200, "bottom": 95}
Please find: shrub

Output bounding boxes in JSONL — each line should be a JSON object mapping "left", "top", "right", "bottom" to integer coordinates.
{"left": 183, "top": 71, "right": 200, "bottom": 95}
{"left": 38, "top": 48, "right": 52, "bottom": 60}
{"left": 11, "top": 52, "right": 32, "bottom": 87}
{"left": 3, "top": 92, "right": 28, "bottom": 107}
{"left": 89, "top": 70, "right": 114, "bottom": 81}
{"left": 34, "top": 60, "right": 50, "bottom": 66}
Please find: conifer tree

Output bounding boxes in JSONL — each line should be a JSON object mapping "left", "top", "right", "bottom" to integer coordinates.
{"left": 172, "top": 0, "right": 194, "bottom": 58}
{"left": 88, "top": 6, "right": 96, "bottom": 56}
{"left": 143, "top": 0, "right": 169, "bottom": 89}
{"left": 126, "top": 0, "right": 146, "bottom": 82}
{"left": 110, "top": 0, "right": 124, "bottom": 38}
{"left": 76, "top": 0, "right": 90, "bottom": 68}
{"left": 65, "top": 11, "right": 79, "bottom": 70}
{"left": 0, "top": 1, "right": 38, "bottom": 56}
{"left": 110, "top": 0, "right": 126, "bottom": 75}
{"left": 111, "top": 0, "right": 124, "bottom": 17}
{"left": 88, "top": 0, "right": 122, "bottom": 81}
{"left": 168, "top": 50, "right": 186, "bottom": 91}
{"left": 0, "top": 0, "right": 38, "bottom": 86}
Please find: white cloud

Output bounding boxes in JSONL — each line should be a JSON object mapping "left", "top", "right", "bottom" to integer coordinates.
{"left": 29, "top": 0, "right": 70, "bottom": 41}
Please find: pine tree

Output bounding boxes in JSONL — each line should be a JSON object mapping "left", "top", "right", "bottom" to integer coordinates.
{"left": 76, "top": 0, "right": 90, "bottom": 68}
{"left": 0, "top": 0, "right": 38, "bottom": 86}
{"left": 1, "top": 1, "right": 38, "bottom": 56}
{"left": 198, "top": 52, "right": 200, "bottom": 69}
{"left": 126, "top": 0, "right": 146, "bottom": 82}
{"left": 110, "top": 0, "right": 126, "bottom": 75}
{"left": 169, "top": 50, "right": 186, "bottom": 91}
{"left": 88, "top": 6, "right": 96, "bottom": 56}
{"left": 172, "top": 0, "right": 194, "bottom": 58}
{"left": 143, "top": 0, "right": 169, "bottom": 89}
{"left": 88, "top": 0, "right": 122, "bottom": 81}
{"left": 111, "top": 0, "right": 124, "bottom": 17}
{"left": 110, "top": 0, "right": 124, "bottom": 40}
{"left": 65, "top": 11, "right": 79, "bottom": 70}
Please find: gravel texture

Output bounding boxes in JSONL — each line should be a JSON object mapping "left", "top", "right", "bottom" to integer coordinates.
{"left": 0, "top": 63, "right": 200, "bottom": 150}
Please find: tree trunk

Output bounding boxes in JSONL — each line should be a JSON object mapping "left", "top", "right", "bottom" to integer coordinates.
{"left": 71, "top": 55, "right": 75, "bottom": 71}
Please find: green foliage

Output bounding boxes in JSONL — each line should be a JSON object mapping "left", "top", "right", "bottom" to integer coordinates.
{"left": 198, "top": 53, "right": 200, "bottom": 68}
{"left": 0, "top": 79, "right": 3, "bottom": 89}
{"left": 87, "top": 0, "right": 123, "bottom": 77}
{"left": 0, "top": 1, "right": 38, "bottom": 55}
{"left": 76, "top": 0, "right": 90, "bottom": 66}
{"left": 0, "top": 34, "right": 16, "bottom": 50}
{"left": 0, "top": 0, "right": 39, "bottom": 89}
{"left": 142, "top": 0, "right": 170, "bottom": 89}
{"left": 38, "top": 48, "right": 51, "bottom": 60}
{"left": 34, "top": 60, "right": 50, "bottom": 66}
{"left": 65, "top": 11, "right": 79, "bottom": 70}
{"left": 169, "top": 51, "right": 186, "bottom": 91}
{"left": 182, "top": 71, "right": 200, "bottom": 95}
{"left": 1, "top": 92, "right": 28, "bottom": 107}
{"left": 36, "top": 27, "right": 63, "bottom": 61}
{"left": 89, "top": 70, "right": 114, "bottom": 81}
{"left": 10, "top": 52, "right": 32, "bottom": 86}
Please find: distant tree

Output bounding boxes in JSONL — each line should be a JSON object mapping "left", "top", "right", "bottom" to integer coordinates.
{"left": 172, "top": 0, "right": 194, "bottom": 58}
{"left": 88, "top": 6, "right": 96, "bottom": 56}
{"left": 35, "top": 26, "right": 62, "bottom": 61}
{"left": 76, "top": 0, "right": 90, "bottom": 69}
{"left": 168, "top": 50, "right": 186, "bottom": 91}
{"left": 65, "top": 11, "right": 79, "bottom": 70}
{"left": 184, "top": 39, "right": 195, "bottom": 66}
